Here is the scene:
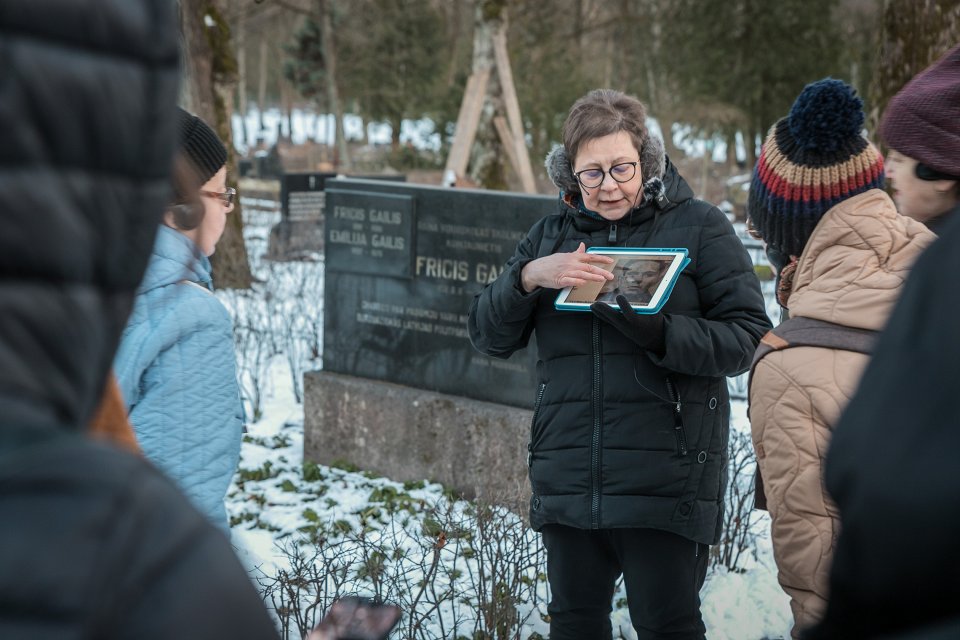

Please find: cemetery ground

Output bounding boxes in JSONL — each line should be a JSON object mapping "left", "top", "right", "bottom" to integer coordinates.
{"left": 224, "top": 191, "right": 792, "bottom": 639}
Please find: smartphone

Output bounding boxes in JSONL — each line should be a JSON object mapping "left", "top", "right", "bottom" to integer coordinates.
{"left": 307, "top": 596, "right": 402, "bottom": 640}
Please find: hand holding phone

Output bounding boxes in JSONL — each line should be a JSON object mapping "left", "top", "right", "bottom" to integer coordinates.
{"left": 307, "top": 596, "right": 401, "bottom": 640}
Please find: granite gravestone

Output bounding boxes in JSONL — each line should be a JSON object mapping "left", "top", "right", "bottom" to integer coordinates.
{"left": 267, "top": 172, "right": 406, "bottom": 260}
{"left": 322, "top": 178, "right": 555, "bottom": 408}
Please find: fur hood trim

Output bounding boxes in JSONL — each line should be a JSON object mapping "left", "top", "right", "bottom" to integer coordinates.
{"left": 544, "top": 135, "right": 666, "bottom": 194}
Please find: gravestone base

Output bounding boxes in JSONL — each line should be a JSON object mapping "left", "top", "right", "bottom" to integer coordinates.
{"left": 303, "top": 371, "right": 532, "bottom": 515}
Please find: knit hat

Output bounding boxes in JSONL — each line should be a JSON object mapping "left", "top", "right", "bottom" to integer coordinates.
{"left": 177, "top": 107, "right": 227, "bottom": 185}
{"left": 748, "top": 78, "right": 884, "bottom": 257}
{"left": 880, "top": 44, "right": 960, "bottom": 179}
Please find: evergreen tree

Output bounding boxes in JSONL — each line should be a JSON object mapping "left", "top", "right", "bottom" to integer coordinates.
{"left": 509, "top": 1, "right": 592, "bottom": 161}
{"left": 338, "top": 0, "right": 446, "bottom": 150}
{"left": 666, "top": 0, "right": 845, "bottom": 165}
{"left": 283, "top": 0, "right": 445, "bottom": 152}
{"left": 283, "top": 16, "right": 326, "bottom": 105}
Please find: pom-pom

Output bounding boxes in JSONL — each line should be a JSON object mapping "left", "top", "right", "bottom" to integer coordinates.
{"left": 788, "top": 78, "right": 864, "bottom": 153}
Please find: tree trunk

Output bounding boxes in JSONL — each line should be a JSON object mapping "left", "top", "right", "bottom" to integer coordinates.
{"left": 235, "top": 6, "right": 246, "bottom": 148}
{"left": 390, "top": 116, "right": 402, "bottom": 152}
{"left": 469, "top": 3, "right": 507, "bottom": 190}
{"left": 746, "top": 125, "right": 760, "bottom": 169}
{"left": 280, "top": 77, "right": 293, "bottom": 141}
{"left": 257, "top": 35, "right": 268, "bottom": 138}
{"left": 725, "top": 128, "right": 738, "bottom": 169}
{"left": 443, "top": 0, "right": 466, "bottom": 88}
{"left": 179, "top": 0, "right": 253, "bottom": 289}
{"left": 179, "top": 1, "right": 214, "bottom": 118}
{"left": 575, "top": 0, "right": 586, "bottom": 53}
{"left": 359, "top": 116, "right": 369, "bottom": 145}
{"left": 318, "top": 0, "right": 351, "bottom": 169}
{"left": 640, "top": 0, "right": 683, "bottom": 163}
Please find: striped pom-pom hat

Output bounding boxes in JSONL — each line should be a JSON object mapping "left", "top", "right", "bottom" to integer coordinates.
{"left": 748, "top": 78, "right": 884, "bottom": 257}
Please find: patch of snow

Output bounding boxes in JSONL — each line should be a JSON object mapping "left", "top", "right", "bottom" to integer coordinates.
{"left": 223, "top": 192, "right": 792, "bottom": 638}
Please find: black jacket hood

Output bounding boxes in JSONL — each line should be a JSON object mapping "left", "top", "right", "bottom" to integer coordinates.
{"left": 0, "top": 1, "right": 180, "bottom": 434}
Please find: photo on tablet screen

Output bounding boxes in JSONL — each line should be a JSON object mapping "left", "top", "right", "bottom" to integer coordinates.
{"left": 595, "top": 257, "right": 673, "bottom": 304}
{"left": 556, "top": 248, "right": 688, "bottom": 314}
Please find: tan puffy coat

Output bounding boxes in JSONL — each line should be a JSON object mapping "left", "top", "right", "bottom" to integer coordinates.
{"left": 749, "top": 189, "right": 934, "bottom": 638}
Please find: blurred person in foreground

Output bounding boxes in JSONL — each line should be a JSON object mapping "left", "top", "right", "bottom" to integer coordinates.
{"left": 805, "top": 61, "right": 960, "bottom": 640}
{"left": 114, "top": 107, "right": 243, "bottom": 533}
{"left": 0, "top": 1, "right": 278, "bottom": 638}
{"left": 880, "top": 44, "right": 960, "bottom": 234}
{"left": 746, "top": 79, "right": 934, "bottom": 638}
{"left": 469, "top": 88, "right": 771, "bottom": 639}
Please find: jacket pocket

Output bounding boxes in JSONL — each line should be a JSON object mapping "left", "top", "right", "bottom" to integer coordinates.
{"left": 528, "top": 382, "right": 547, "bottom": 466}
{"left": 666, "top": 376, "right": 688, "bottom": 457}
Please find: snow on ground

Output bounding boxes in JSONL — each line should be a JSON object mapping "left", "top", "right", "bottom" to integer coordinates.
{"left": 224, "top": 196, "right": 792, "bottom": 639}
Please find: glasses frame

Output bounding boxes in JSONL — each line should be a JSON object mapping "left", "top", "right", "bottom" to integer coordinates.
{"left": 573, "top": 161, "right": 640, "bottom": 189}
{"left": 200, "top": 187, "right": 237, "bottom": 207}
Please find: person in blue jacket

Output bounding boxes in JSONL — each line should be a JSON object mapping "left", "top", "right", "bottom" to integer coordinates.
{"left": 115, "top": 108, "right": 242, "bottom": 532}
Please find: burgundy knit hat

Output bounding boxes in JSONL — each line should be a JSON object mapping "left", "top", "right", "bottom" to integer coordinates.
{"left": 880, "top": 44, "right": 960, "bottom": 178}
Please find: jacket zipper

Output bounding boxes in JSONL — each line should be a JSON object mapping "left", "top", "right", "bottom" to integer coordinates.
{"left": 527, "top": 382, "right": 546, "bottom": 467}
{"left": 666, "top": 377, "right": 687, "bottom": 457}
{"left": 591, "top": 317, "right": 602, "bottom": 528}
{"left": 608, "top": 224, "right": 618, "bottom": 244}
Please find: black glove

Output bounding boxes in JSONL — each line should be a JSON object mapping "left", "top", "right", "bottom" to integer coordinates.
{"left": 591, "top": 294, "right": 666, "bottom": 355}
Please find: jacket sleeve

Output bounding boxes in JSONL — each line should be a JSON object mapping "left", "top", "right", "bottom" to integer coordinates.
{"left": 114, "top": 315, "right": 163, "bottom": 414}
{"left": 120, "top": 290, "right": 243, "bottom": 532}
{"left": 650, "top": 208, "right": 771, "bottom": 377}
{"left": 467, "top": 219, "right": 548, "bottom": 359}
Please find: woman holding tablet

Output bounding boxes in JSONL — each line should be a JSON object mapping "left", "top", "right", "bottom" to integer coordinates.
{"left": 468, "top": 89, "right": 770, "bottom": 640}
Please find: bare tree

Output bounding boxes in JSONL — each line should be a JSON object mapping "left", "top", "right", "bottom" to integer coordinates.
{"left": 469, "top": 3, "right": 509, "bottom": 190}
{"left": 318, "top": 0, "right": 351, "bottom": 169}
{"left": 180, "top": 0, "right": 254, "bottom": 289}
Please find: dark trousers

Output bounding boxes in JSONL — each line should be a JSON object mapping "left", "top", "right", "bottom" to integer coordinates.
{"left": 541, "top": 525, "right": 709, "bottom": 640}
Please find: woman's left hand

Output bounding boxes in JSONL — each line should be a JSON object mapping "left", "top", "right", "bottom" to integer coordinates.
{"left": 591, "top": 295, "right": 666, "bottom": 355}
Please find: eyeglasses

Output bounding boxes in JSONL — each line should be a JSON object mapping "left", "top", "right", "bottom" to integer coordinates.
{"left": 574, "top": 161, "right": 639, "bottom": 189}
{"left": 200, "top": 187, "right": 237, "bottom": 207}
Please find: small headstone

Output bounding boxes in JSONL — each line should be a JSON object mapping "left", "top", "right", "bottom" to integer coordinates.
{"left": 267, "top": 172, "right": 406, "bottom": 261}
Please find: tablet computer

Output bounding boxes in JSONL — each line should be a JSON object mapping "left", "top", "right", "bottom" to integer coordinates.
{"left": 554, "top": 247, "right": 689, "bottom": 314}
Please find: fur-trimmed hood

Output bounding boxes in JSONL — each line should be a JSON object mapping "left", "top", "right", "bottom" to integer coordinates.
{"left": 544, "top": 134, "right": 666, "bottom": 196}
{"left": 544, "top": 136, "right": 693, "bottom": 220}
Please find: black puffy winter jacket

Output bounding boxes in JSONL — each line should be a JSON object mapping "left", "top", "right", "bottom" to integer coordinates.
{"left": 469, "top": 161, "right": 771, "bottom": 544}
{"left": 0, "top": 2, "right": 279, "bottom": 638}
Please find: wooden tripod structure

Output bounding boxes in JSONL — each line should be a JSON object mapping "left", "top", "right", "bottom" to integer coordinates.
{"left": 443, "top": 27, "right": 537, "bottom": 194}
